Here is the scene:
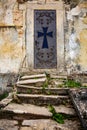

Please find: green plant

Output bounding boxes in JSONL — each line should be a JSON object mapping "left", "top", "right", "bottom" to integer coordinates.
{"left": 82, "top": 85, "right": 87, "bottom": 88}
{"left": 48, "top": 105, "right": 64, "bottom": 124}
{"left": 42, "top": 81, "right": 48, "bottom": 89}
{"left": 27, "top": 89, "right": 32, "bottom": 94}
{"left": 0, "top": 92, "right": 8, "bottom": 101}
{"left": 45, "top": 72, "right": 52, "bottom": 84}
{"left": 57, "top": 84, "right": 63, "bottom": 88}
{"left": 64, "top": 79, "right": 81, "bottom": 88}
{"left": 46, "top": 91, "right": 51, "bottom": 95}
{"left": 34, "top": 77, "right": 38, "bottom": 79}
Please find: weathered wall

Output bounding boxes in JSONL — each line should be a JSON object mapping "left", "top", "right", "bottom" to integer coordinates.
{"left": 0, "top": 0, "right": 25, "bottom": 74}
{"left": 65, "top": 1, "right": 87, "bottom": 72}
{"left": 0, "top": 0, "right": 87, "bottom": 91}
{"left": 0, "top": 0, "right": 25, "bottom": 90}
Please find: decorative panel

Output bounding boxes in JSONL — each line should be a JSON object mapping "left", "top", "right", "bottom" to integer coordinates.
{"left": 34, "top": 10, "right": 57, "bottom": 69}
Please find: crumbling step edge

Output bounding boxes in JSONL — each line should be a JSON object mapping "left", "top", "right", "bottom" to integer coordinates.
{"left": 0, "top": 103, "right": 76, "bottom": 120}
{"left": 17, "top": 85, "right": 69, "bottom": 95}
{"left": 20, "top": 74, "right": 46, "bottom": 80}
{"left": 16, "top": 94, "right": 70, "bottom": 106}
{"left": 68, "top": 89, "right": 87, "bottom": 130}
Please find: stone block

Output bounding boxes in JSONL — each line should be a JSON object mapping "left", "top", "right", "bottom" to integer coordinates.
{"left": 20, "top": 74, "right": 46, "bottom": 80}
{"left": 17, "top": 94, "right": 69, "bottom": 105}
{"left": 17, "top": 78, "right": 46, "bottom": 86}
{"left": 13, "top": 10, "right": 23, "bottom": 26}
{"left": 0, "top": 119, "right": 18, "bottom": 130}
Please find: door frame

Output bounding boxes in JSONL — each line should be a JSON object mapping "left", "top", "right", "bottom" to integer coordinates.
{"left": 26, "top": 1, "right": 65, "bottom": 71}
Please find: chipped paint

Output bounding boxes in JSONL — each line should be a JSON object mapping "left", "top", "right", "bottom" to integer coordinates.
{"left": 0, "top": 1, "right": 25, "bottom": 73}
{"left": 79, "top": 2, "right": 87, "bottom": 8}
{"left": 0, "top": 42, "right": 24, "bottom": 59}
{"left": 78, "top": 29, "right": 87, "bottom": 67}
{"left": 68, "top": 32, "right": 80, "bottom": 60}
{"left": 83, "top": 17, "right": 87, "bottom": 24}
{"left": 13, "top": 10, "right": 23, "bottom": 26}
{"left": 0, "top": 0, "right": 86, "bottom": 74}
{"left": 79, "top": 29, "right": 87, "bottom": 44}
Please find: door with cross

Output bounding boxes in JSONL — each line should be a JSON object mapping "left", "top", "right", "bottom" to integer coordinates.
{"left": 34, "top": 10, "right": 57, "bottom": 69}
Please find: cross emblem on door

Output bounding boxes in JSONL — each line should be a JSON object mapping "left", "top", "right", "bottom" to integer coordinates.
{"left": 38, "top": 27, "right": 53, "bottom": 48}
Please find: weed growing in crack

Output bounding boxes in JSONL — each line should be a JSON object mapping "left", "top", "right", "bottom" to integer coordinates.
{"left": 0, "top": 92, "right": 8, "bottom": 101}
{"left": 27, "top": 89, "right": 32, "bottom": 94}
{"left": 48, "top": 104, "right": 72, "bottom": 124}
{"left": 48, "top": 104, "right": 64, "bottom": 124}
{"left": 64, "top": 79, "right": 81, "bottom": 88}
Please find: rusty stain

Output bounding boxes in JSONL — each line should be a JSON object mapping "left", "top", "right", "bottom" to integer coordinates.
{"left": 79, "top": 29, "right": 87, "bottom": 44}
{"left": 0, "top": 23, "right": 8, "bottom": 26}
{"left": 83, "top": 17, "right": 87, "bottom": 25}
{"left": 79, "top": 29, "right": 87, "bottom": 66}
{"left": 13, "top": 10, "right": 23, "bottom": 26}
{"left": 0, "top": 42, "right": 25, "bottom": 59}
{"left": 79, "top": 2, "right": 87, "bottom": 8}
{"left": 17, "top": 28, "right": 24, "bottom": 37}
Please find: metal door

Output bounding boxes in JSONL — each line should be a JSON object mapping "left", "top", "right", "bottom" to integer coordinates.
{"left": 34, "top": 10, "right": 57, "bottom": 69}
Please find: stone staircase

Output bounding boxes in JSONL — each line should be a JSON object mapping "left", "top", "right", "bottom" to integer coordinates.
{"left": 16, "top": 73, "right": 69, "bottom": 106}
{"left": 0, "top": 73, "right": 83, "bottom": 130}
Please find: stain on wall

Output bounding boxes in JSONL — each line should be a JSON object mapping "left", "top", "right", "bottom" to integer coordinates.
{"left": 0, "top": 28, "right": 24, "bottom": 59}
{"left": 79, "top": 29, "right": 87, "bottom": 68}
{"left": 0, "top": 0, "right": 25, "bottom": 74}
{"left": 0, "top": 27, "right": 25, "bottom": 73}
{"left": 66, "top": 1, "right": 87, "bottom": 71}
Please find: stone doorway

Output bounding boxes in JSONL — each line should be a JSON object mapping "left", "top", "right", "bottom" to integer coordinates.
{"left": 34, "top": 10, "right": 57, "bottom": 69}
{"left": 26, "top": 1, "right": 64, "bottom": 71}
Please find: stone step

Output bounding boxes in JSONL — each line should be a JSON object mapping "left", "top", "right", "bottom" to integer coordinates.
{"left": 50, "top": 75, "right": 67, "bottom": 79}
{"left": 82, "top": 83, "right": 87, "bottom": 86}
{"left": 0, "top": 119, "right": 82, "bottom": 130}
{"left": 0, "top": 93, "right": 13, "bottom": 108}
{"left": 20, "top": 74, "right": 46, "bottom": 80}
{"left": 20, "top": 119, "right": 81, "bottom": 130}
{"left": 52, "top": 80, "right": 65, "bottom": 85}
{"left": 16, "top": 78, "right": 46, "bottom": 87}
{"left": 0, "top": 103, "right": 76, "bottom": 120}
{"left": 17, "top": 85, "right": 69, "bottom": 95}
{"left": 16, "top": 94, "right": 69, "bottom": 106}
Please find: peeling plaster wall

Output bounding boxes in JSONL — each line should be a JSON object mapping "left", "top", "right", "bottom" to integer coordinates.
{"left": 0, "top": 0, "right": 87, "bottom": 90}
{"left": 65, "top": 1, "right": 87, "bottom": 72}
{"left": 0, "top": 0, "right": 25, "bottom": 74}
{"left": 0, "top": 0, "right": 25, "bottom": 90}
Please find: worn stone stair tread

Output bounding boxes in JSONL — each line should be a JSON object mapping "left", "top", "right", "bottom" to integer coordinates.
{"left": 21, "top": 119, "right": 80, "bottom": 130}
{"left": 16, "top": 94, "right": 69, "bottom": 105}
{"left": 17, "top": 78, "right": 46, "bottom": 85}
{"left": 17, "top": 84, "right": 68, "bottom": 90}
{"left": 0, "top": 93, "right": 13, "bottom": 108}
{"left": 82, "top": 83, "right": 87, "bottom": 86}
{"left": 17, "top": 94, "right": 68, "bottom": 98}
{"left": 0, "top": 98, "right": 12, "bottom": 108}
{"left": 20, "top": 74, "right": 46, "bottom": 80}
{"left": 0, "top": 119, "right": 81, "bottom": 130}
{"left": 3, "top": 103, "right": 76, "bottom": 118}
{"left": 50, "top": 75, "right": 67, "bottom": 79}
{"left": 17, "top": 85, "right": 69, "bottom": 95}
{"left": 53, "top": 81, "right": 64, "bottom": 85}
